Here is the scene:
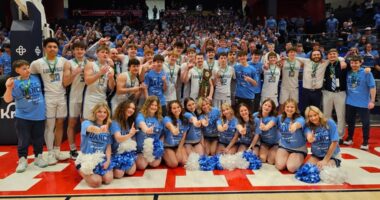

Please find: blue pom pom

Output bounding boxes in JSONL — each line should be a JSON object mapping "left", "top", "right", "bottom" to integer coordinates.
{"left": 153, "top": 139, "right": 164, "bottom": 159}
{"left": 295, "top": 163, "right": 320, "bottom": 183}
{"left": 93, "top": 159, "right": 114, "bottom": 176}
{"left": 199, "top": 155, "right": 216, "bottom": 171}
{"left": 112, "top": 151, "right": 137, "bottom": 171}
{"left": 243, "top": 151, "right": 262, "bottom": 170}
{"left": 213, "top": 154, "right": 224, "bottom": 170}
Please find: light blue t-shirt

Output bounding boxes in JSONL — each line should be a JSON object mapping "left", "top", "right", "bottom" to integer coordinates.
{"left": 234, "top": 63, "right": 257, "bottom": 99}
{"left": 277, "top": 116, "right": 306, "bottom": 149}
{"left": 248, "top": 61, "right": 263, "bottom": 94}
{"left": 254, "top": 114, "right": 279, "bottom": 145}
{"left": 304, "top": 119, "right": 340, "bottom": 158}
{"left": 80, "top": 120, "right": 113, "bottom": 154}
{"left": 199, "top": 107, "right": 221, "bottom": 138}
{"left": 360, "top": 50, "right": 379, "bottom": 67}
{"left": 135, "top": 113, "right": 163, "bottom": 152}
{"left": 346, "top": 68, "right": 376, "bottom": 108}
{"left": 184, "top": 112, "right": 202, "bottom": 143}
{"left": 12, "top": 75, "right": 45, "bottom": 121}
{"left": 144, "top": 70, "right": 167, "bottom": 105}
{"left": 217, "top": 117, "right": 238, "bottom": 145}
{"left": 0, "top": 53, "right": 11, "bottom": 76}
{"left": 238, "top": 120, "right": 257, "bottom": 145}
{"left": 163, "top": 116, "right": 189, "bottom": 147}
{"left": 110, "top": 121, "right": 134, "bottom": 154}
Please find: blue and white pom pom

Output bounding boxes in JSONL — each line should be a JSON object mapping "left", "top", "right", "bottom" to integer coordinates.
{"left": 320, "top": 165, "right": 347, "bottom": 184}
{"left": 75, "top": 151, "right": 106, "bottom": 175}
{"left": 219, "top": 153, "right": 239, "bottom": 171}
{"left": 295, "top": 163, "right": 320, "bottom": 183}
{"left": 199, "top": 155, "right": 218, "bottom": 171}
{"left": 143, "top": 138, "right": 164, "bottom": 162}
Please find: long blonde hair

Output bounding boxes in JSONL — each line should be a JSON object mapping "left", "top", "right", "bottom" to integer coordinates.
{"left": 221, "top": 103, "right": 234, "bottom": 122}
{"left": 89, "top": 102, "right": 112, "bottom": 127}
{"left": 305, "top": 106, "right": 328, "bottom": 129}
{"left": 140, "top": 96, "right": 163, "bottom": 120}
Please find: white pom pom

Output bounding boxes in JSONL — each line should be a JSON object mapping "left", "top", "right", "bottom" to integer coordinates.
{"left": 320, "top": 166, "right": 347, "bottom": 184}
{"left": 117, "top": 139, "right": 137, "bottom": 154}
{"left": 75, "top": 151, "right": 105, "bottom": 175}
{"left": 185, "top": 153, "right": 201, "bottom": 171}
{"left": 143, "top": 138, "right": 155, "bottom": 162}
{"left": 234, "top": 152, "right": 250, "bottom": 169}
{"left": 220, "top": 154, "right": 238, "bottom": 171}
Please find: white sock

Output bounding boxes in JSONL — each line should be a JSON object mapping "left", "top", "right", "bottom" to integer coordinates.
{"left": 44, "top": 118, "right": 56, "bottom": 151}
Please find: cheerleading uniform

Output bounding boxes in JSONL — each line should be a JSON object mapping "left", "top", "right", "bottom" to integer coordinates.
{"left": 253, "top": 112, "right": 279, "bottom": 147}
{"left": 304, "top": 119, "right": 341, "bottom": 166}
{"left": 217, "top": 117, "right": 238, "bottom": 146}
{"left": 199, "top": 107, "right": 221, "bottom": 140}
{"left": 277, "top": 116, "right": 307, "bottom": 156}
{"left": 163, "top": 116, "right": 189, "bottom": 147}
{"left": 184, "top": 112, "right": 202, "bottom": 144}
{"left": 135, "top": 113, "right": 163, "bottom": 153}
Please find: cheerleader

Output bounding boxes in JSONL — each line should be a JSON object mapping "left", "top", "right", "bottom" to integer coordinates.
{"left": 236, "top": 103, "right": 260, "bottom": 155}
{"left": 183, "top": 97, "right": 204, "bottom": 155}
{"left": 163, "top": 100, "right": 189, "bottom": 168}
{"left": 255, "top": 99, "right": 279, "bottom": 164}
{"left": 216, "top": 103, "right": 239, "bottom": 154}
{"left": 111, "top": 100, "right": 137, "bottom": 178}
{"left": 275, "top": 98, "right": 306, "bottom": 173}
{"left": 198, "top": 97, "right": 221, "bottom": 155}
{"left": 76, "top": 103, "right": 113, "bottom": 188}
{"left": 304, "top": 106, "right": 341, "bottom": 168}
{"left": 135, "top": 96, "right": 164, "bottom": 170}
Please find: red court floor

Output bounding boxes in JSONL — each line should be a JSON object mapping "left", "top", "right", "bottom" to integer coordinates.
{"left": 0, "top": 128, "right": 380, "bottom": 198}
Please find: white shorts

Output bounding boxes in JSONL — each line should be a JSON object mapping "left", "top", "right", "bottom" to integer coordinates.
{"left": 260, "top": 96, "right": 279, "bottom": 107}
{"left": 279, "top": 87, "right": 299, "bottom": 104}
{"left": 45, "top": 95, "right": 67, "bottom": 119}
{"left": 69, "top": 102, "right": 82, "bottom": 118}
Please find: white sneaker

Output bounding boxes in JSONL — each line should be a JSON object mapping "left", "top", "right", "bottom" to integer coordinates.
{"left": 34, "top": 154, "right": 48, "bottom": 168}
{"left": 360, "top": 144, "right": 369, "bottom": 151}
{"left": 47, "top": 152, "right": 58, "bottom": 165}
{"left": 54, "top": 150, "right": 70, "bottom": 161}
{"left": 343, "top": 140, "right": 353, "bottom": 145}
{"left": 16, "top": 157, "right": 27, "bottom": 173}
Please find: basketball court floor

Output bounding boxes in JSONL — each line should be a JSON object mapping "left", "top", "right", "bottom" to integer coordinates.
{"left": 0, "top": 128, "right": 380, "bottom": 200}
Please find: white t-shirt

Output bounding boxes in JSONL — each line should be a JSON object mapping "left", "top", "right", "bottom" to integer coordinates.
{"left": 30, "top": 57, "right": 67, "bottom": 97}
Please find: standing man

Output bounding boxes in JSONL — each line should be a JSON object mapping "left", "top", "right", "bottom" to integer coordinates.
{"left": 62, "top": 42, "right": 87, "bottom": 159}
{"left": 322, "top": 49, "right": 347, "bottom": 144}
{"left": 30, "top": 38, "right": 69, "bottom": 165}
{"left": 344, "top": 55, "right": 376, "bottom": 150}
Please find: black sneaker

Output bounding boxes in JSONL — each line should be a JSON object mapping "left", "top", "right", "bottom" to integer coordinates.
{"left": 70, "top": 150, "right": 78, "bottom": 160}
{"left": 339, "top": 139, "right": 344, "bottom": 145}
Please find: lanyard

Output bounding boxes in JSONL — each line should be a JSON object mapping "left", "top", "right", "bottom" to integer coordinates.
{"left": 127, "top": 72, "right": 136, "bottom": 87}
{"left": 195, "top": 67, "right": 203, "bottom": 84}
{"left": 287, "top": 59, "right": 296, "bottom": 72}
{"left": 73, "top": 58, "right": 86, "bottom": 68}
{"left": 44, "top": 57, "right": 58, "bottom": 74}
{"left": 329, "top": 61, "right": 338, "bottom": 77}
{"left": 311, "top": 62, "right": 318, "bottom": 76}
{"left": 269, "top": 65, "right": 276, "bottom": 77}
{"left": 20, "top": 77, "right": 31, "bottom": 96}
{"left": 169, "top": 65, "right": 175, "bottom": 81}
{"left": 219, "top": 66, "right": 229, "bottom": 79}
{"left": 207, "top": 60, "right": 215, "bottom": 71}
{"left": 351, "top": 71, "right": 358, "bottom": 83}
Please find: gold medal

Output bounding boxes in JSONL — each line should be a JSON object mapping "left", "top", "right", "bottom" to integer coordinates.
{"left": 25, "top": 94, "right": 31, "bottom": 99}
{"left": 50, "top": 73, "right": 55, "bottom": 80}
{"left": 352, "top": 83, "right": 357, "bottom": 88}
{"left": 289, "top": 71, "right": 295, "bottom": 77}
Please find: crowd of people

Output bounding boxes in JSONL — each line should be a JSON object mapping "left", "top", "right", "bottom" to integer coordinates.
{"left": 0, "top": 1, "right": 379, "bottom": 188}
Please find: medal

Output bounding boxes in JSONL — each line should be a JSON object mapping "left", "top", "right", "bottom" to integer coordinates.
{"left": 50, "top": 73, "right": 55, "bottom": 80}
{"left": 289, "top": 71, "right": 295, "bottom": 77}
{"left": 20, "top": 77, "right": 31, "bottom": 99}
{"left": 351, "top": 83, "right": 357, "bottom": 88}
{"left": 311, "top": 72, "right": 316, "bottom": 78}
{"left": 99, "top": 76, "right": 105, "bottom": 86}
{"left": 25, "top": 94, "right": 31, "bottom": 99}
{"left": 269, "top": 75, "right": 275, "bottom": 82}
